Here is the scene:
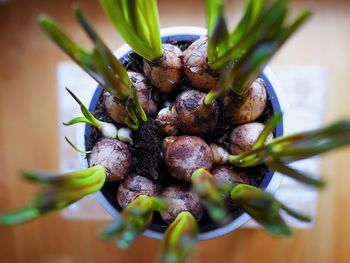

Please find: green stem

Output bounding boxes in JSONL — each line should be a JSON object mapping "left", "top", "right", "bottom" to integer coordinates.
{"left": 0, "top": 166, "right": 106, "bottom": 226}
{"left": 131, "top": 88, "right": 147, "bottom": 122}
{"left": 191, "top": 168, "right": 230, "bottom": 224}
{"left": 160, "top": 211, "right": 199, "bottom": 263}
{"left": 100, "top": 195, "right": 166, "bottom": 249}
{"left": 204, "top": 89, "right": 221, "bottom": 105}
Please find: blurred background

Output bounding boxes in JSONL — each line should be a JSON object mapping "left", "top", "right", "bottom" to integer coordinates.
{"left": 0, "top": 0, "right": 350, "bottom": 262}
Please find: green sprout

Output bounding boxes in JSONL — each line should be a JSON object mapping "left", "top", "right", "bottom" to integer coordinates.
{"left": 204, "top": 0, "right": 312, "bottom": 104}
{"left": 159, "top": 211, "right": 199, "bottom": 263}
{"left": 0, "top": 165, "right": 106, "bottom": 225}
{"left": 191, "top": 168, "right": 231, "bottom": 224}
{"left": 230, "top": 184, "right": 311, "bottom": 236}
{"left": 229, "top": 114, "right": 350, "bottom": 188}
{"left": 65, "top": 136, "right": 91, "bottom": 154}
{"left": 100, "top": 195, "right": 167, "bottom": 249}
{"left": 63, "top": 88, "right": 118, "bottom": 139}
{"left": 191, "top": 168, "right": 311, "bottom": 236}
{"left": 99, "top": 0, "right": 162, "bottom": 61}
{"left": 39, "top": 4, "right": 146, "bottom": 130}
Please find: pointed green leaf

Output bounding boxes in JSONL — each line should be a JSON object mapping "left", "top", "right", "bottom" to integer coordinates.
{"left": 160, "top": 211, "right": 199, "bottom": 263}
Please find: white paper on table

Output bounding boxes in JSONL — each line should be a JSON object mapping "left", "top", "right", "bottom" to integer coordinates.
{"left": 57, "top": 62, "right": 328, "bottom": 227}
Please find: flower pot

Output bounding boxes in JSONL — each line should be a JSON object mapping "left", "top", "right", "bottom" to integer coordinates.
{"left": 83, "top": 27, "right": 288, "bottom": 240}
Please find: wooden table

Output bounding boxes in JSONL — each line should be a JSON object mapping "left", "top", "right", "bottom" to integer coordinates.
{"left": 1, "top": 0, "right": 349, "bottom": 262}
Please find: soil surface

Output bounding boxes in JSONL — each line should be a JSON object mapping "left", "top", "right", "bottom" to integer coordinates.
{"left": 86, "top": 40, "right": 274, "bottom": 233}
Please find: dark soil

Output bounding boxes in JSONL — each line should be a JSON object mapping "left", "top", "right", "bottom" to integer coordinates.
{"left": 86, "top": 39, "right": 274, "bottom": 233}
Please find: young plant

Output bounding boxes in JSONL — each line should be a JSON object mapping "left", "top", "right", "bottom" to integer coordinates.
{"left": 204, "top": 0, "right": 312, "bottom": 104}
{"left": 229, "top": 114, "right": 350, "bottom": 187}
{"left": 191, "top": 168, "right": 310, "bottom": 235}
{"left": 0, "top": 166, "right": 106, "bottom": 225}
{"left": 100, "top": 0, "right": 183, "bottom": 93}
{"left": 159, "top": 211, "right": 199, "bottom": 263}
{"left": 64, "top": 88, "right": 117, "bottom": 138}
{"left": 192, "top": 166, "right": 250, "bottom": 224}
{"left": 63, "top": 88, "right": 133, "bottom": 144}
{"left": 101, "top": 194, "right": 166, "bottom": 249}
{"left": 100, "top": 175, "right": 164, "bottom": 248}
{"left": 159, "top": 185, "right": 203, "bottom": 263}
{"left": 39, "top": 4, "right": 147, "bottom": 130}
{"left": 230, "top": 184, "right": 311, "bottom": 236}
{"left": 191, "top": 168, "right": 231, "bottom": 224}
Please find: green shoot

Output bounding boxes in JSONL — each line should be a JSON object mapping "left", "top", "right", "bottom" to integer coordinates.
{"left": 230, "top": 184, "right": 311, "bottom": 236}
{"left": 65, "top": 136, "right": 91, "bottom": 154}
{"left": 206, "top": 0, "right": 229, "bottom": 64}
{"left": 39, "top": 4, "right": 147, "bottom": 129}
{"left": 63, "top": 88, "right": 101, "bottom": 128}
{"left": 229, "top": 117, "right": 350, "bottom": 188}
{"left": 100, "top": 0, "right": 163, "bottom": 61}
{"left": 191, "top": 168, "right": 231, "bottom": 224}
{"left": 204, "top": 0, "right": 311, "bottom": 104}
{"left": 0, "top": 165, "right": 106, "bottom": 226}
{"left": 63, "top": 88, "right": 120, "bottom": 138}
{"left": 159, "top": 211, "right": 199, "bottom": 263}
{"left": 100, "top": 195, "right": 167, "bottom": 249}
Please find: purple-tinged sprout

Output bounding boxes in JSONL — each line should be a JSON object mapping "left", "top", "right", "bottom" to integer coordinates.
{"left": 230, "top": 122, "right": 273, "bottom": 154}
{"left": 221, "top": 78, "right": 267, "bottom": 125}
{"left": 100, "top": 194, "right": 166, "bottom": 249}
{"left": 143, "top": 44, "right": 183, "bottom": 94}
{"left": 117, "top": 174, "right": 161, "bottom": 209}
{"left": 230, "top": 184, "right": 311, "bottom": 236}
{"left": 0, "top": 165, "right": 106, "bottom": 226}
{"left": 89, "top": 138, "right": 131, "bottom": 182}
{"left": 162, "top": 136, "right": 177, "bottom": 153}
{"left": 175, "top": 89, "right": 219, "bottom": 136}
{"left": 210, "top": 143, "right": 230, "bottom": 165}
{"left": 182, "top": 36, "right": 218, "bottom": 92}
{"left": 155, "top": 106, "right": 179, "bottom": 136}
{"left": 159, "top": 211, "right": 199, "bottom": 263}
{"left": 163, "top": 135, "right": 214, "bottom": 182}
{"left": 160, "top": 185, "right": 203, "bottom": 224}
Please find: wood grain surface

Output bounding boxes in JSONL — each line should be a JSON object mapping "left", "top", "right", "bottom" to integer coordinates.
{"left": 0, "top": 0, "right": 349, "bottom": 262}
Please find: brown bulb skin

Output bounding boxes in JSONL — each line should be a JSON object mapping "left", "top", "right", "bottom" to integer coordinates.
{"left": 164, "top": 135, "right": 214, "bottom": 182}
{"left": 89, "top": 139, "right": 131, "bottom": 182}
{"left": 182, "top": 36, "right": 218, "bottom": 91}
{"left": 103, "top": 71, "right": 157, "bottom": 123}
{"left": 229, "top": 122, "right": 273, "bottom": 154}
{"left": 211, "top": 166, "right": 249, "bottom": 185}
{"left": 175, "top": 89, "right": 219, "bottom": 136}
{"left": 160, "top": 185, "right": 203, "bottom": 224}
{"left": 143, "top": 44, "right": 183, "bottom": 94}
{"left": 211, "top": 166, "right": 249, "bottom": 210}
{"left": 117, "top": 174, "right": 161, "bottom": 209}
{"left": 221, "top": 78, "right": 267, "bottom": 125}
